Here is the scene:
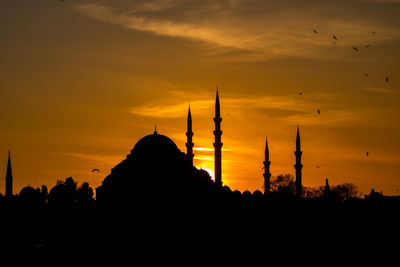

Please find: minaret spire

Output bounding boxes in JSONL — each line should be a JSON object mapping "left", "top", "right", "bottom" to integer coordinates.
{"left": 263, "top": 137, "right": 271, "bottom": 194}
{"left": 186, "top": 105, "right": 194, "bottom": 165}
{"left": 5, "top": 150, "right": 13, "bottom": 198}
{"left": 324, "top": 178, "right": 331, "bottom": 198}
{"left": 213, "top": 88, "right": 223, "bottom": 188}
{"left": 294, "top": 125, "right": 303, "bottom": 198}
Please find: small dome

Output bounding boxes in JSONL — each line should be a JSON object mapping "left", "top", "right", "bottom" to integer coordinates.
{"left": 19, "top": 186, "right": 41, "bottom": 203}
{"left": 20, "top": 186, "right": 36, "bottom": 196}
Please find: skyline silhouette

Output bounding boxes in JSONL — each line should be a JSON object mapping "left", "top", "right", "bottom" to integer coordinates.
{"left": 2, "top": 1, "right": 400, "bottom": 264}
{"left": 2, "top": 88, "right": 400, "bottom": 198}
{"left": 2, "top": 88, "right": 400, "bottom": 265}
{"left": 1, "top": 89, "right": 396, "bottom": 200}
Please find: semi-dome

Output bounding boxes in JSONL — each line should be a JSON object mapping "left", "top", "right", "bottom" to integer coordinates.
{"left": 130, "top": 131, "right": 179, "bottom": 158}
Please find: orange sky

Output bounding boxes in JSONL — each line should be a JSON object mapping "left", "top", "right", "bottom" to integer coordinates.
{"left": 1, "top": 0, "right": 400, "bottom": 196}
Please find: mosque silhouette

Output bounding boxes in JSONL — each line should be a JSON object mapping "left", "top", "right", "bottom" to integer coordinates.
{"left": 94, "top": 89, "right": 303, "bottom": 206}
{"left": 1, "top": 90, "right": 400, "bottom": 265}
{"left": 3, "top": 89, "right": 307, "bottom": 205}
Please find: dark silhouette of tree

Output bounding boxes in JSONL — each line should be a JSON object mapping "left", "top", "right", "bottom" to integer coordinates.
{"left": 40, "top": 185, "right": 48, "bottom": 204}
{"left": 76, "top": 182, "right": 95, "bottom": 206}
{"left": 303, "top": 186, "right": 324, "bottom": 198}
{"left": 331, "top": 183, "right": 360, "bottom": 201}
{"left": 270, "top": 174, "right": 296, "bottom": 196}
{"left": 48, "top": 177, "right": 78, "bottom": 208}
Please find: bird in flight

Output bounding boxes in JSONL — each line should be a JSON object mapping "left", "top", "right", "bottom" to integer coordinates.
{"left": 333, "top": 35, "right": 338, "bottom": 41}
{"left": 365, "top": 44, "right": 371, "bottom": 48}
{"left": 317, "top": 109, "right": 321, "bottom": 114}
{"left": 385, "top": 76, "right": 389, "bottom": 83}
{"left": 299, "top": 92, "right": 303, "bottom": 96}
{"left": 313, "top": 29, "right": 318, "bottom": 34}
{"left": 315, "top": 165, "right": 320, "bottom": 168}
{"left": 91, "top": 168, "right": 100, "bottom": 172}
{"left": 372, "top": 31, "right": 376, "bottom": 35}
{"left": 366, "top": 152, "right": 369, "bottom": 156}
{"left": 353, "top": 46, "right": 359, "bottom": 51}
{"left": 364, "top": 73, "right": 369, "bottom": 77}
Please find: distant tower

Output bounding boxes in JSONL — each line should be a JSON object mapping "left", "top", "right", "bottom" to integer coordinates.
{"left": 324, "top": 178, "right": 331, "bottom": 198}
{"left": 294, "top": 125, "right": 303, "bottom": 198}
{"left": 186, "top": 105, "right": 194, "bottom": 165}
{"left": 213, "top": 89, "right": 223, "bottom": 188}
{"left": 263, "top": 137, "right": 271, "bottom": 194}
{"left": 5, "top": 150, "right": 13, "bottom": 198}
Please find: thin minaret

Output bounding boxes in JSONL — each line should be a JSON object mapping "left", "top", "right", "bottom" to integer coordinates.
{"left": 186, "top": 105, "right": 194, "bottom": 165}
{"left": 324, "top": 178, "right": 331, "bottom": 198}
{"left": 5, "top": 150, "right": 13, "bottom": 198}
{"left": 294, "top": 125, "right": 303, "bottom": 198}
{"left": 213, "top": 89, "right": 223, "bottom": 188}
{"left": 263, "top": 137, "right": 271, "bottom": 194}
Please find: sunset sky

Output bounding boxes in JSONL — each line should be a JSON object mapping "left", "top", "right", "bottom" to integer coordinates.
{"left": 1, "top": 0, "right": 400, "bottom": 196}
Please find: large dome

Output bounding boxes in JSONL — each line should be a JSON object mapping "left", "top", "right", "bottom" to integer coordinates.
{"left": 97, "top": 131, "right": 215, "bottom": 204}
{"left": 130, "top": 131, "right": 179, "bottom": 158}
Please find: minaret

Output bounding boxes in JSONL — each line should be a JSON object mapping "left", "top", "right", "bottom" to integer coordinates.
{"left": 324, "top": 178, "right": 331, "bottom": 198}
{"left": 294, "top": 125, "right": 303, "bottom": 198}
{"left": 213, "top": 89, "right": 223, "bottom": 188}
{"left": 5, "top": 150, "right": 13, "bottom": 198}
{"left": 186, "top": 105, "right": 194, "bottom": 165}
{"left": 263, "top": 137, "right": 271, "bottom": 194}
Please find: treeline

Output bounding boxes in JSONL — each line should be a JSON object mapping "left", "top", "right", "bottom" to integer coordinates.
{"left": 0, "top": 174, "right": 388, "bottom": 209}
{"left": 268, "top": 173, "right": 361, "bottom": 201}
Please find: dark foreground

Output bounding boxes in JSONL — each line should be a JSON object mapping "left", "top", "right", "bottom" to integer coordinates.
{"left": 1, "top": 197, "right": 400, "bottom": 265}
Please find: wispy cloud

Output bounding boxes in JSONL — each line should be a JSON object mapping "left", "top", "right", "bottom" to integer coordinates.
{"left": 74, "top": 0, "right": 400, "bottom": 61}
{"left": 57, "top": 152, "right": 124, "bottom": 166}
{"left": 129, "top": 90, "right": 311, "bottom": 118}
{"left": 128, "top": 89, "right": 366, "bottom": 126}
{"left": 363, "top": 86, "right": 400, "bottom": 94}
{"left": 194, "top": 147, "right": 214, "bottom": 152}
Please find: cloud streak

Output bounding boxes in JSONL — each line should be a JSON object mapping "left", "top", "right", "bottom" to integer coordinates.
{"left": 363, "top": 86, "right": 400, "bottom": 94}
{"left": 75, "top": 0, "right": 400, "bottom": 61}
{"left": 128, "top": 89, "right": 369, "bottom": 126}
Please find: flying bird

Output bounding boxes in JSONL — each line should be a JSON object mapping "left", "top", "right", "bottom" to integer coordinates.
{"left": 299, "top": 92, "right": 303, "bottom": 96}
{"left": 364, "top": 73, "right": 369, "bottom": 77}
{"left": 313, "top": 29, "right": 318, "bottom": 34}
{"left": 372, "top": 31, "right": 376, "bottom": 35}
{"left": 385, "top": 76, "right": 389, "bottom": 83}
{"left": 317, "top": 109, "right": 320, "bottom": 114}
{"left": 353, "top": 46, "right": 359, "bottom": 51}
{"left": 315, "top": 165, "right": 320, "bottom": 168}
{"left": 366, "top": 152, "right": 369, "bottom": 156}
{"left": 91, "top": 168, "right": 100, "bottom": 172}
{"left": 333, "top": 35, "right": 337, "bottom": 41}
{"left": 365, "top": 44, "right": 371, "bottom": 48}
